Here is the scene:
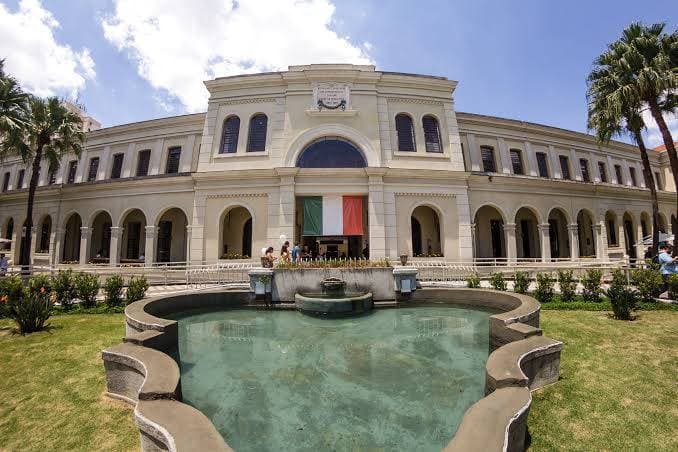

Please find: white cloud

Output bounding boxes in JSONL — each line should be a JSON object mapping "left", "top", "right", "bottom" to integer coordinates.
{"left": 642, "top": 108, "right": 678, "bottom": 149}
{"left": 0, "top": 0, "right": 95, "bottom": 98}
{"left": 102, "top": 0, "right": 372, "bottom": 112}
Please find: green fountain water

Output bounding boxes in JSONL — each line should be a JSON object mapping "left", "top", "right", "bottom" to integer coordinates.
{"left": 169, "top": 305, "right": 493, "bottom": 452}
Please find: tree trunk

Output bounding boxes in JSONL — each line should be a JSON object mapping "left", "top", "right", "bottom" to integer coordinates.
{"left": 19, "top": 144, "right": 43, "bottom": 274}
{"left": 647, "top": 98, "right": 678, "bottom": 255}
{"left": 633, "top": 129, "right": 660, "bottom": 257}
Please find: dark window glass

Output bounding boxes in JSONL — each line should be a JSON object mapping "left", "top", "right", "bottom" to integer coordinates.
{"left": 87, "top": 157, "right": 99, "bottom": 182}
{"left": 48, "top": 167, "right": 56, "bottom": 185}
{"left": 480, "top": 146, "right": 496, "bottom": 172}
{"left": 395, "top": 114, "right": 416, "bottom": 152}
{"left": 220, "top": 116, "right": 240, "bottom": 154}
{"left": 296, "top": 138, "right": 367, "bottom": 168}
{"left": 655, "top": 171, "right": 663, "bottom": 190}
{"left": 422, "top": 115, "right": 442, "bottom": 153}
{"left": 598, "top": 162, "right": 607, "bottom": 182}
{"left": 614, "top": 164, "right": 623, "bottom": 184}
{"left": 607, "top": 219, "right": 618, "bottom": 245}
{"left": 536, "top": 152, "right": 549, "bottom": 178}
{"left": 580, "top": 159, "right": 590, "bottom": 182}
{"left": 246, "top": 114, "right": 267, "bottom": 152}
{"left": 629, "top": 167, "right": 637, "bottom": 186}
{"left": 1, "top": 172, "right": 9, "bottom": 192}
{"left": 126, "top": 222, "right": 141, "bottom": 259}
{"left": 136, "top": 150, "right": 151, "bottom": 176}
{"left": 16, "top": 169, "right": 24, "bottom": 189}
{"left": 509, "top": 149, "right": 524, "bottom": 175}
{"left": 5, "top": 218, "right": 13, "bottom": 239}
{"left": 165, "top": 147, "right": 181, "bottom": 174}
{"left": 67, "top": 160, "right": 78, "bottom": 184}
{"left": 559, "top": 155, "right": 571, "bottom": 180}
{"left": 111, "top": 153, "right": 124, "bottom": 179}
{"left": 39, "top": 217, "right": 51, "bottom": 252}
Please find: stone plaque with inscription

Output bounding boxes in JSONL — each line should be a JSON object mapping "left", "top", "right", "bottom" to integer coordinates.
{"left": 313, "top": 82, "right": 350, "bottom": 111}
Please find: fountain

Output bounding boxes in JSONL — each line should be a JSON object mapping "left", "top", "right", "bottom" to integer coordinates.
{"left": 294, "top": 277, "right": 373, "bottom": 317}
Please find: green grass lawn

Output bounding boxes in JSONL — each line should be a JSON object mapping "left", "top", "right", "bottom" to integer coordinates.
{"left": 0, "top": 310, "right": 676, "bottom": 451}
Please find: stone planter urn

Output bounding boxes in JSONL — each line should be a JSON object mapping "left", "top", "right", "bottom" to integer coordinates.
{"left": 399, "top": 254, "right": 409, "bottom": 266}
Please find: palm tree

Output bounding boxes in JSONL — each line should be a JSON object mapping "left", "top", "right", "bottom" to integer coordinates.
{"left": 0, "top": 59, "right": 29, "bottom": 136}
{"left": 1, "top": 96, "right": 85, "bottom": 272}
{"left": 588, "top": 59, "right": 661, "bottom": 255}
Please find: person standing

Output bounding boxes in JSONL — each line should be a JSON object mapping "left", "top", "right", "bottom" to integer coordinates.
{"left": 291, "top": 242, "right": 301, "bottom": 263}
{"left": 263, "top": 247, "right": 276, "bottom": 268}
{"left": 658, "top": 244, "right": 676, "bottom": 292}
{"left": 0, "top": 253, "right": 8, "bottom": 276}
{"left": 280, "top": 243, "right": 290, "bottom": 262}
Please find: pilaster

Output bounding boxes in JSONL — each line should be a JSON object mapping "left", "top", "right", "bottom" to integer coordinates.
{"left": 504, "top": 223, "right": 517, "bottom": 263}
{"left": 109, "top": 227, "right": 122, "bottom": 267}
{"left": 568, "top": 224, "right": 580, "bottom": 261}
{"left": 367, "top": 169, "right": 387, "bottom": 259}
{"left": 144, "top": 226, "right": 158, "bottom": 266}
{"left": 466, "top": 133, "right": 481, "bottom": 172}
{"left": 538, "top": 223, "right": 551, "bottom": 262}
{"left": 79, "top": 226, "right": 92, "bottom": 265}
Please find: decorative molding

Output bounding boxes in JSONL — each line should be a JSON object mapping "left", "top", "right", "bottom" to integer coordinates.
{"left": 386, "top": 96, "right": 444, "bottom": 106}
{"left": 394, "top": 192, "right": 456, "bottom": 198}
{"left": 205, "top": 193, "right": 268, "bottom": 199}
{"left": 219, "top": 97, "right": 278, "bottom": 106}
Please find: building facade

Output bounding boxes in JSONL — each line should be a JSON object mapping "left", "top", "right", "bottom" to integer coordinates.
{"left": 0, "top": 64, "right": 675, "bottom": 267}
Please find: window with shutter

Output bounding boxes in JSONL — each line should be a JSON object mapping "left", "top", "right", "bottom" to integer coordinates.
{"left": 48, "top": 167, "right": 57, "bottom": 185}
{"left": 16, "top": 169, "right": 24, "bottom": 189}
{"left": 220, "top": 116, "right": 240, "bottom": 153}
{"left": 480, "top": 146, "right": 496, "bottom": 172}
{"left": 1, "top": 172, "right": 9, "bottom": 192}
{"left": 166, "top": 147, "right": 181, "bottom": 174}
{"left": 111, "top": 153, "right": 124, "bottom": 179}
{"left": 536, "top": 152, "right": 549, "bottom": 178}
{"left": 39, "top": 217, "right": 51, "bottom": 252}
{"left": 598, "top": 162, "right": 607, "bottom": 182}
{"left": 87, "top": 157, "right": 99, "bottom": 182}
{"left": 67, "top": 160, "right": 78, "bottom": 184}
{"left": 246, "top": 114, "right": 267, "bottom": 152}
{"left": 580, "top": 159, "right": 590, "bottom": 182}
{"left": 509, "top": 149, "right": 524, "bottom": 175}
{"left": 629, "top": 167, "right": 637, "bottom": 186}
{"left": 395, "top": 114, "right": 415, "bottom": 152}
{"left": 422, "top": 115, "right": 442, "bottom": 153}
{"left": 559, "top": 155, "right": 571, "bottom": 180}
{"left": 136, "top": 150, "right": 151, "bottom": 176}
{"left": 614, "top": 164, "right": 623, "bottom": 184}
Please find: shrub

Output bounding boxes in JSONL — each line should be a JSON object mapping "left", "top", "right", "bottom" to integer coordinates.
{"left": 27, "top": 274, "right": 52, "bottom": 297}
{"left": 8, "top": 287, "right": 52, "bottom": 333}
{"left": 581, "top": 269, "right": 603, "bottom": 303}
{"left": 668, "top": 274, "right": 678, "bottom": 301}
{"left": 534, "top": 273, "right": 555, "bottom": 303}
{"left": 0, "top": 275, "right": 23, "bottom": 318}
{"left": 126, "top": 276, "right": 149, "bottom": 304}
{"left": 103, "top": 275, "right": 124, "bottom": 307}
{"left": 466, "top": 272, "right": 481, "bottom": 288}
{"left": 52, "top": 270, "right": 77, "bottom": 310}
{"left": 75, "top": 273, "right": 100, "bottom": 308}
{"left": 513, "top": 271, "right": 530, "bottom": 294}
{"left": 631, "top": 268, "right": 663, "bottom": 303}
{"left": 557, "top": 269, "right": 576, "bottom": 302}
{"left": 607, "top": 269, "right": 638, "bottom": 320}
{"left": 489, "top": 272, "right": 507, "bottom": 291}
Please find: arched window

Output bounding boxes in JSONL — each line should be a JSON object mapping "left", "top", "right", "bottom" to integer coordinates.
{"left": 422, "top": 115, "right": 442, "bottom": 153}
{"left": 395, "top": 114, "right": 415, "bottom": 152}
{"left": 220, "top": 116, "right": 240, "bottom": 154}
{"left": 246, "top": 114, "right": 268, "bottom": 152}
{"left": 296, "top": 138, "right": 367, "bottom": 168}
{"left": 5, "top": 218, "right": 13, "bottom": 240}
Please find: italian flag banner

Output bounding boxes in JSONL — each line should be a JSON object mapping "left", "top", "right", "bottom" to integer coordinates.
{"left": 302, "top": 196, "right": 363, "bottom": 236}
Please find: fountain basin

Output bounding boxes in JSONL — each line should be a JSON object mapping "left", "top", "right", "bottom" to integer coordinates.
{"left": 295, "top": 291, "right": 373, "bottom": 317}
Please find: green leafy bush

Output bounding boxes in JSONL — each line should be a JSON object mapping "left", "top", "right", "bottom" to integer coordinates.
{"left": 668, "top": 274, "right": 678, "bottom": 301}
{"left": 631, "top": 268, "right": 663, "bottom": 303}
{"left": 513, "top": 271, "right": 530, "bottom": 294}
{"left": 27, "top": 274, "right": 52, "bottom": 297}
{"left": 8, "top": 287, "right": 52, "bottom": 333}
{"left": 534, "top": 273, "right": 555, "bottom": 303}
{"left": 126, "top": 276, "right": 149, "bottom": 304}
{"left": 52, "top": 270, "right": 77, "bottom": 310}
{"left": 489, "top": 272, "right": 507, "bottom": 291}
{"left": 581, "top": 269, "right": 603, "bottom": 303}
{"left": 607, "top": 269, "right": 638, "bottom": 320}
{"left": 466, "top": 272, "right": 481, "bottom": 288}
{"left": 0, "top": 275, "right": 23, "bottom": 318}
{"left": 75, "top": 273, "right": 100, "bottom": 308}
{"left": 103, "top": 275, "right": 124, "bottom": 307}
{"left": 557, "top": 269, "right": 576, "bottom": 302}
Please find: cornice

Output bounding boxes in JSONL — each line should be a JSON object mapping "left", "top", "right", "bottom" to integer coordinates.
{"left": 86, "top": 113, "right": 205, "bottom": 141}
{"left": 385, "top": 96, "right": 444, "bottom": 106}
{"left": 205, "top": 193, "right": 268, "bottom": 199}
{"left": 218, "top": 97, "right": 279, "bottom": 106}
{"left": 395, "top": 192, "right": 456, "bottom": 198}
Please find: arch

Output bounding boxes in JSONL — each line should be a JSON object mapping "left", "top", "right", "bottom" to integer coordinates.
{"left": 422, "top": 115, "right": 443, "bottom": 153}
{"left": 576, "top": 209, "right": 596, "bottom": 258}
{"left": 548, "top": 208, "right": 570, "bottom": 259}
{"left": 220, "top": 205, "right": 254, "bottom": 258}
{"left": 605, "top": 210, "right": 619, "bottom": 247}
{"left": 246, "top": 113, "right": 267, "bottom": 152}
{"left": 515, "top": 207, "right": 541, "bottom": 259}
{"left": 474, "top": 205, "right": 506, "bottom": 259}
{"left": 36, "top": 215, "right": 52, "bottom": 253}
{"left": 622, "top": 212, "right": 637, "bottom": 258}
{"left": 410, "top": 205, "right": 442, "bottom": 256}
{"left": 120, "top": 209, "right": 147, "bottom": 261}
{"left": 658, "top": 213, "right": 668, "bottom": 233}
{"left": 219, "top": 115, "right": 240, "bottom": 154}
{"left": 640, "top": 212, "right": 651, "bottom": 238}
{"left": 156, "top": 208, "right": 188, "bottom": 263}
{"left": 285, "top": 124, "right": 379, "bottom": 167}
{"left": 395, "top": 113, "right": 416, "bottom": 152}
{"left": 511, "top": 205, "right": 543, "bottom": 225}
{"left": 4, "top": 217, "right": 14, "bottom": 240}
{"left": 62, "top": 213, "right": 82, "bottom": 263}
{"left": 90, "top": 211, "right": 113, "bottom": 262}
{"left": 296, "top": 137, "right": 367, "bottom": 168}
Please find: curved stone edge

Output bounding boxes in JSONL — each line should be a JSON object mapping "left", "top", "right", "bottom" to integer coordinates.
{"left": 294, "top": 292, "right": 373, "bottom": 314}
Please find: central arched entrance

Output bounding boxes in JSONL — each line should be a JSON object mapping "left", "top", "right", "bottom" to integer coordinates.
{"left": 220, "top": 206, "right": 253, "bottom": 259}
{"left": 411, "top": 205, "right": 442, "bottom": 257}
{"left": 296, "top": 137, "right": 367, "bottom": 168}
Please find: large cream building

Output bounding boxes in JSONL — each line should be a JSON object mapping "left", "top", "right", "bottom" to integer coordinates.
{"left": 0, "top": 64, "right": 675, "bottom": 268}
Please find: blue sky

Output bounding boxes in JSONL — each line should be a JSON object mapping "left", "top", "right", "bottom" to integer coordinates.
{"left": 0, "top": 0, "right": 675, "bottom": 145}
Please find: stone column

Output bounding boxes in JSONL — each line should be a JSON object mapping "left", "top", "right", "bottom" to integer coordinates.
{"left": 497, "top": 137, "right": 511, "bottom": 174}
{"left": 367, "top": 169, "right": 387, "bottom": 259}
{"left": 185, "top": 225, "right": 193, "bottom": 265}
{"left": 538, "top": 223, "right": 551, "bottom": 262}
{"left": 466, "top": 133, "right": 481, "bottom": 172}
{"left": 109, "top": 227, "right": 122, "bottom": 267}
{"left": 504, "top": 223, "right": 517, "bottom": 263}
{"left": 79, "top": 226, "right": 92, "bottom": 265}
{"left": 48, "top": 229, "right": 58, "bottom": 267}
{"left": 570, "top": 148, "right": 582, "bottom": 181}
{"left": 636, "top": 222, "right": 646, "bottom": 260}
{"left": 29, "top": 226, "right": 37, "bottom": 268}
{"left": 568, "top": 224, "right": 580, "bottom": 261}
{"left": 456, "top": 192, "right": 474, "bottom": 261}
{"left": 144, "top": 225, "right": 158, "bottom": 266}
{"left": 524, "top": 141, "right": 538, "bottom": 176}
{"left": 276, "top": 169, "right": 297, "bottom": 244}
{"left": 189, "top": 194, "right": 206, "bottom": 265}
{"left": 549, "top": 145, "right": 563, "bottom": 179}
{"left": 593, "top": 223, "right": 607, "bottom": 261}
{"left": 53, "top": 228, "right": 65, "bottom": 265}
